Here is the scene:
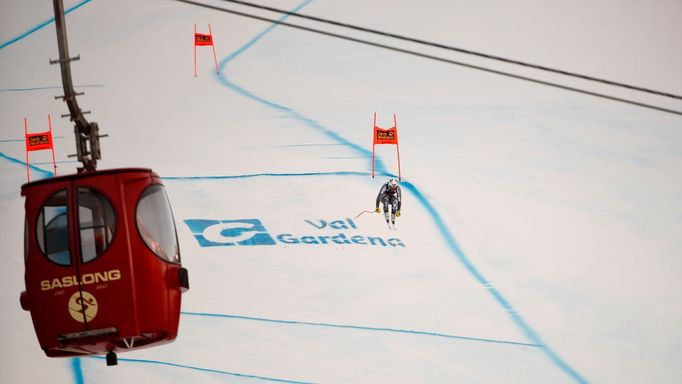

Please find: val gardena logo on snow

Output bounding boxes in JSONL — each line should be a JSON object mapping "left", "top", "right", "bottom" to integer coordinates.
{"left": 184, "top": 218, "right": 405, "bottom": 248}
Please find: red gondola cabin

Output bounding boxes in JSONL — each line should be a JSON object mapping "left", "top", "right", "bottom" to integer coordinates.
{"left": 20, "top": 168, "right": 189, "bottom": 364}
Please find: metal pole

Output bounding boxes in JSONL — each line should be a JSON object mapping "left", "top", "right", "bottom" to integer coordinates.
{"left": 209, "top": 23, "right": 219, "bottom": 74}
{"left": 194, "top": 24, "right": 197, "bottom": 77}
{"left": 48, "top": 115, "right": 58, "bottom": 176}
{"left": 394, "top": 114, "right": 401, "bottom": 180}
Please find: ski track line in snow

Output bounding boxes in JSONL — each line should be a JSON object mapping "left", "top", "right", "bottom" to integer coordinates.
{"left": 0, "top": 136, "right": 66, "bottom": 143}
{"left": 0, "top": 0, "right": 589, "bottom": 383}
{"left": 70, "top": 358, "right": 84, "bottom": 384}
{"left": 181, "top": 311, "right": 542, "bottom": 348}
{"left": 0, "top": 85, "right": 104, "bottom": 93}
{"left": 0, "top": 0, "right": 94, "bottom": 50}
{"left": 0, "top": 151, "right": 54, "bottom": 177}
{"left": 276, "top": 143, "right": 346, "bottom": 148}
{"left": 163, "top": 171, "right": 370, "bottom": 180}
{"left": 84, "top": 356, "right": 315, "bottom": 384}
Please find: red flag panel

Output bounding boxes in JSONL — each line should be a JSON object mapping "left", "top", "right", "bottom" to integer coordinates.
{"left": 26, "top": 132, "right": 53, "bottom": 152}
{"left": 194, "top": 33, "right": 213, "bottom": 46}
{"left": 373, "top": 127, "right": 398, "bottom": 145}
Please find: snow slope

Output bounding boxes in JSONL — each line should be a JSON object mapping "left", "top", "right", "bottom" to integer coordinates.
{"left": 1, "top": 0, "right": 681, "bottom": 383}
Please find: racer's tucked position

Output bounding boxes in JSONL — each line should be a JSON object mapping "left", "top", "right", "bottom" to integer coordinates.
{"left": 375, "top": 178, "right": 402, "bottom": 229}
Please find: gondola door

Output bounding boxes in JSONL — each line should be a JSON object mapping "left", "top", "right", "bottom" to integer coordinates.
{"left": 23, "top": 178, "right": 88, "bottom": 354}
{"left": 70, "top": 173, "right": 137, "bottom": 347}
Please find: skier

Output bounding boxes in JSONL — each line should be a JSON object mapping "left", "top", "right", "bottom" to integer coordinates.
{"left": 375, "top": 178, "right": 401, "bottom": 229}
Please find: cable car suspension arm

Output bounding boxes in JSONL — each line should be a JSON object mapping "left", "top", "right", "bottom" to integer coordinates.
{"left": 50, "top": 0, "right": 105, "bottom": 172}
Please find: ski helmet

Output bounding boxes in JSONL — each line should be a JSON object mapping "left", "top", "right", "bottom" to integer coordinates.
{"left": 389, "top": 179, "right": 398, "bottom": 188}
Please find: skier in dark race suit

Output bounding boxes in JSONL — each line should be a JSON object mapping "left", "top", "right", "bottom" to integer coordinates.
{"left": 375, "top": 178, "right": 401, "bottom": 229}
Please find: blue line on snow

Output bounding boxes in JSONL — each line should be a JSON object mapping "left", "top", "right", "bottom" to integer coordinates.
{"left": 324, "top": 156, "right": 370, "bottom": 159}
{"left": 32, "top": 160, "right": 78, "bottom": 165}
{"left": 182, "top": 311, "right": 542, "bottom": 348}
{"left": 86, "top": 356, "right": 314, "bottom": 384}
{"left": 0, "top": 151, "right": 54, "bottom": 177}
{"left": 210, "top": 1, "right": 589, "bottom": 382}
{"left": 277, "top": 143, "right": 346, "bottom": 147}
{"left": 0, "top": 84, "right": 104, "bottom": 93}
{"left": 0, "top": 136, "right": 66, "bottom": 143}
{"left": 0, "top": 0, "right": 93, "bottom": 50}
{"left": 163, "top": 171, "right": 370, "bottom": 180}
{"left": 70, "top": 358, "right": 84, "bottom": 384}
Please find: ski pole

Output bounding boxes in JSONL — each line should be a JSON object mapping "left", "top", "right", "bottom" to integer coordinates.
{"left": 353, "top": 210, "right": 376, "bottom": 220}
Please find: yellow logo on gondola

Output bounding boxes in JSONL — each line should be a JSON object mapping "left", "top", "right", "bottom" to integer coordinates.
{"left": 41, "top": 269, "right": 121, "bottom": 291}
{"left": 68, "top": 291, "right": 98, "bottom": 323}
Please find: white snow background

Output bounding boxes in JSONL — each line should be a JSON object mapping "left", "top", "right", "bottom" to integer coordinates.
{"left": 1, "top": 0, "right": 681, "bottom": 383}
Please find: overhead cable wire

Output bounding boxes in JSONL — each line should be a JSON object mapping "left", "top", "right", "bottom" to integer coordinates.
{"left": 217, "top": 0, "right": 682, "bottom": 102}
{"left": 172, "top": 0, "right": 682, "bottom": 116}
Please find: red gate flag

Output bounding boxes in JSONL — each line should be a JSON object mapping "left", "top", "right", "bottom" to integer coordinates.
{"left": 194, "top": 33, "right": 213, "bottom": 46}
{"left": 373, "top": 126, "right": 398, "bottom": 145}
{"left": 26, "top": 132, "right": 53, "bottom": 151}
{"left": 371, "top": 113, "right": 401, "bottom": 180}
{"left": 194, "top": 23, "right": 219, "bottom": 76}
{"left": 24, "top": 115, "right": 58, "bottom": 182}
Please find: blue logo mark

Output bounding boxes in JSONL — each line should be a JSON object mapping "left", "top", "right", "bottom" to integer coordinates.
{"left": 184, "top": 219, "right": 276, "bottom": 246}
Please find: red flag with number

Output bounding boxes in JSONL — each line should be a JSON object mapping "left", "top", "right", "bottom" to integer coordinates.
{"left": 194, "top": 33, "right": 213, "bottom": 46}
{"left": 24, "top": 116, "right": 58, "bottom": 182}
{"left": 371, "top": 113, "right": 401, "bottom": 180}
{"left": 373, "top": 126, "right": 398, "bottom": 145}
{"left": 26, "top": 131, "right": 53, "bottom": 152}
